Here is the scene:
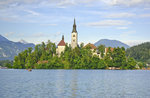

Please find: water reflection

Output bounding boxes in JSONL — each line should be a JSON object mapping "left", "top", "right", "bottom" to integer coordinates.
{"left": 71, "top": 70, "right": 78, "bottom": 98}
{"left": 55, "top": 70, "right": 65, "bottom": 97}
{"left": 1, "top": 69, "right": 150, "bottom": 98}
{"left": 55, "top": 70, "right": 78, "bottom": 98}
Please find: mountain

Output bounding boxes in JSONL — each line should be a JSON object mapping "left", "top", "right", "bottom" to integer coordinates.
{"left": 94, "top": 39, "right": 130, "bottom": 49}
{"left": 126, "top": 42, "right": 150, "bottom": 64}
{"left": 0, "top": 35, "right": 9, "bottom": 42}
{"left": 19, "top": 39, "right": 28, "bottom": 44}
{"left": 0, "top": 35, "right": 35, "bottom": 60}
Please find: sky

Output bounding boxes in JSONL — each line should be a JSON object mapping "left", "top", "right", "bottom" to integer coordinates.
{"left": 0, "top": 0, "right": 150, "bottom": 46}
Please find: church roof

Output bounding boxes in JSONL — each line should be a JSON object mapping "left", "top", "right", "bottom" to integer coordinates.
{"left": 58, "top": 35, "right": 65, "bottom": 46}
{"left": 58, "top": 40, "right": 65, "bottom": 46}
{"left": 84, "top": 43, "right": 97, "bottom": 49}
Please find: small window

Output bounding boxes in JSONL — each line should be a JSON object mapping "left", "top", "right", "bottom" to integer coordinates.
{"left": 73, "top": 40, "right": 75, "bottom": 42}
{"left": 73, "top": 35, "right": 75, "bottom": 37}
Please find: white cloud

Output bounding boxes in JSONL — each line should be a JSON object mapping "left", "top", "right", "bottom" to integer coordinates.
{"left": 0, "top": 0, "right": 150, "bottom": 9}
{"left": 87, "top": 20, "right": 132, "bottom": 27}
{"left": 140, "top": 14, "right": 150, "bottom": 18}
{"left": 31, "top": 32, "right": 62, "bottom": 38}
{"left": 120, "top": 30, "right": 136, "bottom": 37}
{"left": 5, "top": 32, "right": 15, "bottom": 37}
{"left": 124, "top": 40, "right": 148, "bottom": 46}
{"left": 32, "top": 32, "right": 46, "bottom": 37}
{"left": 40, "top": 23, "right": 57, "bottom": 26}
{"left": 106, "top": 0, "right": 150, "bottom": 7}
{"left": 106, "top": 12, "right": 136, "bottom": 18}
{"left": 57, "top": 0, "right": 76, "bottom": 7}
{"left": 54, "top": 32, "right": 61, "bottom": 37}
{"left": 117, "top": 27, "right": 128, "bottom": 30}
{"left": 24, "top": 10, "right": 40, "bottom": 16}
{"left": 0, "top": 0, "right": 40, "bottom": 6}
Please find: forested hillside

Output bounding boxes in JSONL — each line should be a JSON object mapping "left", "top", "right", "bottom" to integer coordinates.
{"left": 126, "top": 42, "right": 150, "bottom": 64}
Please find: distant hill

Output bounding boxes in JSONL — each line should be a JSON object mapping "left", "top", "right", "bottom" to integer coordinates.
{"left": 0, "top": 35, "right": 35, "bottom": 60}
{"left": 94, "top": 39, "right": 130, "bottom": 49}
{"left": 126, "top": 42, "right": 150, "bottom": 64}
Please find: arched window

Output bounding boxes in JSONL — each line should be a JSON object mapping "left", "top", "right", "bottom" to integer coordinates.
{"left": 73, "top": 40, "right": 75, "bottom": 42}
{"left": 73, "top": 35, "right": 75, "bottom": 37}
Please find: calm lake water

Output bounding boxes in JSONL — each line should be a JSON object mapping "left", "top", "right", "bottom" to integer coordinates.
{"left": 0, "top": 69, "right": 150, "bottom": 98}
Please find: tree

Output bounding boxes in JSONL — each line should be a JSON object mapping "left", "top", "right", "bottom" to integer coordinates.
{"left": 12, "top": 40, "right": 138, "bottom": 70}
{"left": 13, "top": 56, "right": 20, "bottom": 69}
{"left": 28, "top": 47, "right": 33, "bottom": 54}
{"left": 112, "top": 47, "right": 126, "bottom": 68}
{"left": 97, "top": 45, "right": 105, "bottom": 58}
{"left": 137, "top": 62, "right": 144, "bottom": 69}
{"left": 97, "top": 59, "right": 106, "bottom": 69}
{"left": 126, "top": 42, "right": 150, "bottom": 63}
{"left": 80, "top": 43, "right": 84, "bottom": 48}
{"left": 127, "top": 57, "right": 136, "bottom": 69}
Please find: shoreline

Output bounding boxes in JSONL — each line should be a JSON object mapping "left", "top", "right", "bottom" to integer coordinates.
{"left": 1, "top": 68, "right": 150, "bottom": 70}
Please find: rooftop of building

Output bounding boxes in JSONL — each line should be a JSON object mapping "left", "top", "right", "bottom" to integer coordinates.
{"left": 105, "top": 47, "right": 114, "bottom": 53}
{"left": 84, "top": 43, "right": 97, "bottom": 49}
{"left": 57, "top": 35, "right": 65, "bottom": 46}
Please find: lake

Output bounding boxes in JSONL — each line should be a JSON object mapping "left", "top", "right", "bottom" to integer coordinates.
{"left": 0, "top": 69, "right": 150, "bottom": 98}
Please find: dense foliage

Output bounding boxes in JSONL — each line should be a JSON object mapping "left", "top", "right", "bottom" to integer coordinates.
{"left": 126, "top": 42, "right": 150, "bottom": 64}
{"left": 12, "top": 40, "right": 138, "bottom": 69}
{"left": 0, "top": 60, "right": 13, "bottom": 68}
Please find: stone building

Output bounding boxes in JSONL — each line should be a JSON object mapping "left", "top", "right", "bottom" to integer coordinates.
{"left": 56, "top": 19, "right": 114, "bottom": 58}
{"left": 71, "top": 18, "right": 78, "bottom": 49}
{"left": 84, "top": 43, "right": 97, "bottom": 52}
{"left": 56, "top": 35, "right": 66, "bottom": 56}
{"left": 84, "top": 43, "right": 101, "bottom": 57}
{"left": 84, "top": 43, "right": 114, "bottom": 59}
{"left": 56, "top": 19, "right": 78, "bottom": 56}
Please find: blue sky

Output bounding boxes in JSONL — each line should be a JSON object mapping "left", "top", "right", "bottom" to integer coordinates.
{"left": 0, "top": 0, "right": 150, "bottom": 46}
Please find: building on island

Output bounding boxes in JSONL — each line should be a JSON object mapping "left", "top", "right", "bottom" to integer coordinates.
{"left": 56, "top": 18, "right": 78, "bottom": 56}
{"left": 56, "top": 18, "right": 113, "bottom": 58}
{"left": 71, "top": 18, "right": 78, "bottom": 49}
{"left": 84, "top": 43, "right": 102, "bottom": 58}
{"left": 84, "top": 43, "right": 97, "bottom": 52}
{"left": 56, "top": 35, "right": 66, "bottom": 56}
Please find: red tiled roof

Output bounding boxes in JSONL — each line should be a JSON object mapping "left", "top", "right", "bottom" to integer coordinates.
{"left": 84, "top": 43, "right": 97, "bottom": 49}
{"left": 105, "top": 47, "right": 114, "bottom": 53}
{"left": 58, "top": 40, "right": 65, "bottom": 46}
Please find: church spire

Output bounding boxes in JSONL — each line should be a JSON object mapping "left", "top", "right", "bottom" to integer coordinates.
{"left": 62, "top": 35, "right": 64, "bottom": 40}
{"left": 72, "top": 18, "right": 77, "bottom": 33}
{"left": 74, "top": 18, "right": 76, "bottom": 25}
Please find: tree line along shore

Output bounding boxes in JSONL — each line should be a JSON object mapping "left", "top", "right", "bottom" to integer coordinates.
{"left": 2, "top": 40, "right": 145, "bottom": 70}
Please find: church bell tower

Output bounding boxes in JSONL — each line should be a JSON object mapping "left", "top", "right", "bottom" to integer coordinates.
{"left": 71, "top": 18, "right": 78, "bottom": 49}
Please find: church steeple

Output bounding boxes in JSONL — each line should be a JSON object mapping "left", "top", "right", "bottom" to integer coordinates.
{"left": 62, "top": 35, "right": 64, "bottom": 40}
{"left": 72, "top": 18, "right": 77, "bottom": 33}
{"left": 71, "top": 18, "right": 78, "bottom": 49}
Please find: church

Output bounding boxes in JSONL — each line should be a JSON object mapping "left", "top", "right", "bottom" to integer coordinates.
{"left": 56, "top": 18, "right": 113, "bottom": 58}
{"left": 56, "top": 18, "right": 78, "bottom": 56}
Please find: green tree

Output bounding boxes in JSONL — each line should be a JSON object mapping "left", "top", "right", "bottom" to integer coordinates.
{"left": 127, "top": 57, "right": 136, "bottom": 69}
{"left": 97, "top": 45, "right": 105, "bottom": 58}
{"left": 112, "top": 47, "right": 127, "bottom": 68}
